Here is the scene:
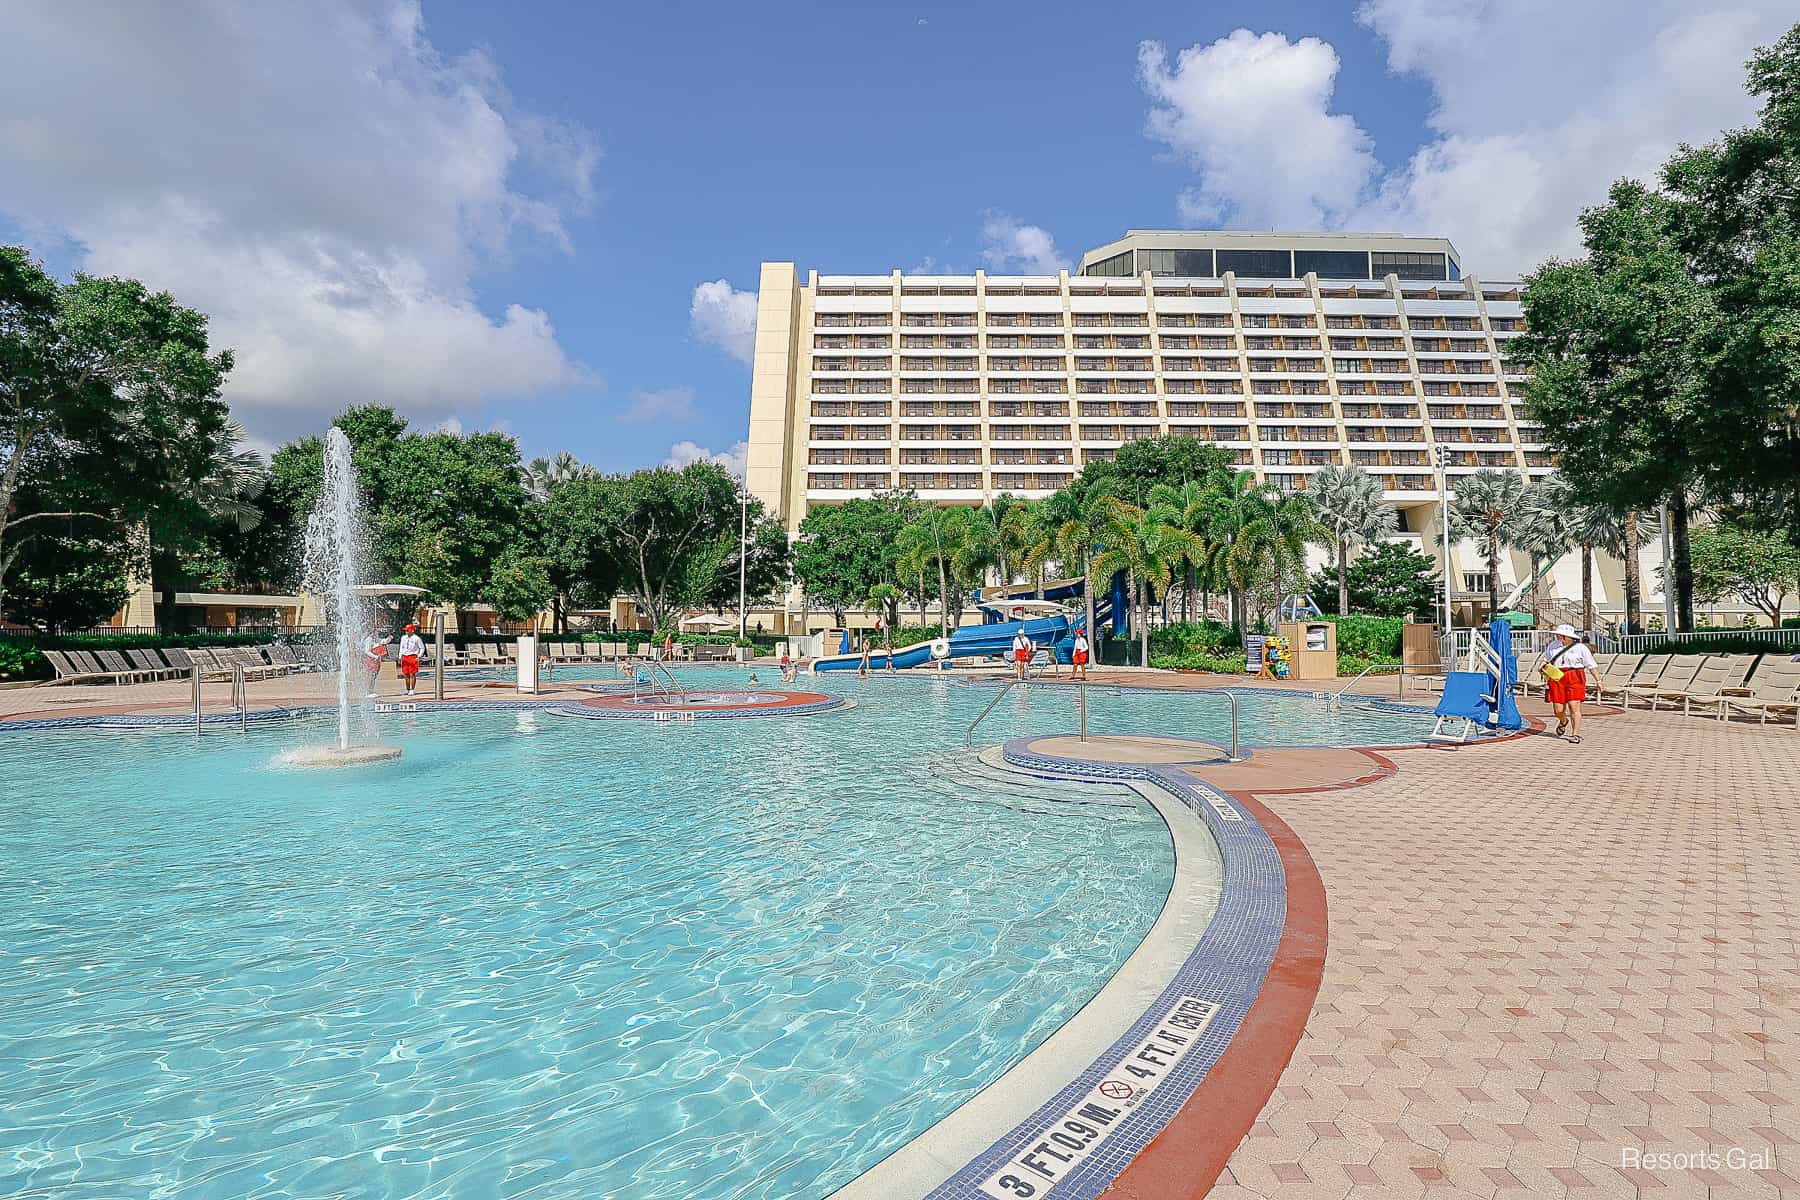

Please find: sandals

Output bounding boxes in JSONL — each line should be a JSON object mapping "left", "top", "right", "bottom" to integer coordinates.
{"left": 1566, "top": 734, "right": 1583, "bottom": 744}
{"left": 1554, "top": 721, "right": 1568, "bottom": 738}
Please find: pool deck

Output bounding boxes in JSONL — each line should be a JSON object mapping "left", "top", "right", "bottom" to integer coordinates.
{"left": 5, "top": 664, "right": 1796, "bottom": 1197}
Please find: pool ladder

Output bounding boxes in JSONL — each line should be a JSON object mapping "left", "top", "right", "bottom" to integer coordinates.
{"left": 191, "top": 665, "right": 252, "bottom": 735}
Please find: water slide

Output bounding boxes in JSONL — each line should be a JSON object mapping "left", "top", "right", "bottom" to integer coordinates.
{"left": 810, "top": 612, "right": 1074, "bottom": 672}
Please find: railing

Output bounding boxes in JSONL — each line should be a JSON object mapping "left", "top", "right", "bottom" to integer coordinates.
{"left": 1442, "top": 627, "right": 1557, "bottom": 666}
{"left": 1329, "top": 661, "right": 1405, "bottom": 706}
{"left": 1599, "top": 628, "right": 1800, "bottom": 654}
{"left": 967, "top": 680, "right": 1024, "bottom": 747}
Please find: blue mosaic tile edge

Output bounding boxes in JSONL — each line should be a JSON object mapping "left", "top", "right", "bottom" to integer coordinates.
{"left": 917, "top": 739, "right": 1290, "bottom": 1200}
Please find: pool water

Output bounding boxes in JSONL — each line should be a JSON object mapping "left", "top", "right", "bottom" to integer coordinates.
{"left": 0, "top": 672, "right": 1428, "bottom": 1200}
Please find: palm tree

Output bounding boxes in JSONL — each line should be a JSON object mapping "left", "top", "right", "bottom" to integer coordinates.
{"left": 1200, "top": 469, "right": 1314, "bottom": 629}
{"left": 521, "top": 451, "right": 586, "bottom": 503}
{"left": 1512, "top": 480, "right": 1572, "bottom": 624}
{"left": 1305, "top": 464, "right": 1396, "bottom": 616}
{"left": 1024, "top": 481, "right": 1117, "bottom": 648}
{"left": 895, "top": 506, "right": 977, "bottom": 637}
{"left": 1147, "top": 478, "right": 1219, "bottom": 621}
{"left": 1091, "top": 497, "right": 1199, "bottom": 667}
{"left": 1559, "top": 498, "right": 1646, "bottom": 633}
{"left": 1447, "top": 469, "right": 1529, "bottom": 619}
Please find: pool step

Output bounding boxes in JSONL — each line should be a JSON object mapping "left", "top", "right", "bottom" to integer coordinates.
{"left": 924, "top": 748, "right": 1141, "bottom": 811}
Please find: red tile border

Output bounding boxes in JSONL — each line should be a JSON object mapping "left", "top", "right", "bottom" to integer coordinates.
{"left": 1095, "top": 789, "right": 1328, "bottom": 1200}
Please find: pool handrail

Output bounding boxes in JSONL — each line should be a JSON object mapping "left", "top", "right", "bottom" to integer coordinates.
{"left": 1197, "top": 688, "right": 1244, "bottom": 762}
{"left": 1329, "top": 660, "right": 1406, "bottom": 707}
{"left": 966, "top": 679, "right": 1023, "bottom": 747}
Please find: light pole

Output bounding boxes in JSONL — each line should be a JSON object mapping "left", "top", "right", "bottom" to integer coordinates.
{"left": 737, "top": 487, "right": 749, "bottom": 641}
{"left": 1432, "top": 444, "right": 1454, "bottom": 638}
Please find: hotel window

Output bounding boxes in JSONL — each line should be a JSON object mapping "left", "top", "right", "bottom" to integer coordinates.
{"left": 1373, "top": 251, "right": 1448, "bottom": 281}
{"left": 1241, "top": 314, "right": 1273, "bottom": 328}
{"left": 1085, "top": 251, "right": 1135, "bottom": 277}
{"left": 1294, "top": 249, "right": 1370, "bottom": 278}
{"left": 1141, "top": 247, "right": 1216, "bottom": 276}
{"left": 1217, "top": 248, "right": 1292, "bottom": 277}
{"left": 852, "top": 380, "right": 888, "bottom": 394}
{"left": 1030, "top": 314, "right": 1061, "bottom": 327}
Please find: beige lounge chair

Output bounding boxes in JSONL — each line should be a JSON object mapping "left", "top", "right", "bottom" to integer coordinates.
{"left": 1597, "top": 655, "right": 1677, "bottom": 703}
{"left": 1618, "top": 655, "right": 1706, "bottom": 708}
{"left": 1695, "top": 657, "right": 1800, "bottom": 727}
{"left": 1642, "top": 655, "right": 1758, "bottom": 713}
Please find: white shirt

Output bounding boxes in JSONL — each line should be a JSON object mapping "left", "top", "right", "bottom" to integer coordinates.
{"left": 1073, "top": 633, "right": 1089, "bottom": 652}
{"left": 362, "top": 636, "right": 389, "bottom": 660}
{"left": 399, "top": 633, "right": 425, "bottom": 658}
{"left": 1012, "top": 633, "right": 1031, "bottom": 652}
{"left": 1539, "top": 641, "right": 1597, "bottom": 671}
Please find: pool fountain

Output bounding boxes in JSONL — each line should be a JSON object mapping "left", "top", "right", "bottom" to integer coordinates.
{"left": 292, "top": 426, "right": 400, "bottom": 767}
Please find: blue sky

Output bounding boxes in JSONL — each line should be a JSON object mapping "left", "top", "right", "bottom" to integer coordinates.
{"left": 1, "top": 1, "right": 1792, "bottom": 472}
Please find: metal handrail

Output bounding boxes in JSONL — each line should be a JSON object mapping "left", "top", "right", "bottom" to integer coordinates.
{"left": 1199, "top": 690, "right": 1243, "bottom": 762}
{"left": 192, "top": 664, "right": 203, "bottom": 736}
{"left": 234, "top": 666, "right": 248, "bottom": 732}
{"left": 1328, "top": 661, "right": 1404, "bottom": 706}
{"left": 966, "top": 679, "right": 1023, "bottom": 746}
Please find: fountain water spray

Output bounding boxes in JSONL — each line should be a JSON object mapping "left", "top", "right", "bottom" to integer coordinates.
{"left": 293, "top": 428, "right": 399, "bottom": 766}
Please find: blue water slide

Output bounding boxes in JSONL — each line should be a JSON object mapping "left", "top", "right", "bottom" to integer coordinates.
{"left": 811, "top": 613, "right": 1072, "bottom": 672}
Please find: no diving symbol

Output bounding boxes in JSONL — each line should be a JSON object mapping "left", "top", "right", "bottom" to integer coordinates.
{"left": 1099, "top": 1079, "right": 1133, "bottom": 1100}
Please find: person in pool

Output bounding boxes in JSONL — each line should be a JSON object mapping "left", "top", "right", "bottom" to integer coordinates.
{"left": 856, "top": 635, "right": 872, "bottom": 678}
{"left": 397, "top": 623, "right": 425, "bottom": 696}
{"left": 1537, "top": 623, "right": 1597, "bottom": 743}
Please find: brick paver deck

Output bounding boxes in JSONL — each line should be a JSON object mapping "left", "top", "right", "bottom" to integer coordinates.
{"left": 1198, "top": 702, "right": 1800, "bottom": 1199}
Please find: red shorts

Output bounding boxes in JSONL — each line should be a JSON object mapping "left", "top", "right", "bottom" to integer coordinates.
{"left": 1014, "top": 648, "right": 1030, "bottom": 662}
{"left": 1073, "top": 649, "right": 1089, "bottom": 664}
{"left": 400, "top": 654, "right": 420, "bottom": 678}
{"left": 1546, "top": 668, "right": 1586, "bottom": 705}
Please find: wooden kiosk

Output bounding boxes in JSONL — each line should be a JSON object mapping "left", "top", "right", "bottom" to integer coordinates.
{"left": 1276, "top": 620, "right": 1338, "bottom": 681}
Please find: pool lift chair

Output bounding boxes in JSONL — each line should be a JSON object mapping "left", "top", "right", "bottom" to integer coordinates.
{"left": 1431, "top": 619, "right": 1524, "bottom": 744}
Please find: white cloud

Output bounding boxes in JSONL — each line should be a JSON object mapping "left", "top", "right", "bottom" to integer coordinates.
{"left": 1352, "top": 0, "right": 1795, "bottom": 273}
{"left": 1137, "top": 4, "right": 1796, "bottom": 275}
{"left": 0, "top": 0, "right": 597, "bottom": 444}
{"left": 690, "top": 280, "right": 758, "bottom": 365}
{"left": 432, "top": 416, "right": 465, "bottom": 435}
{"left": 978, "top": 212, "right": 1070, "bottom": 274}
{"left": 622, "top": 387, "right": 696, "bottom": 424}
{"left": 1137, "top": 31, "right": 1377, "bottom": 229}
{"left": 665, "top": 440, "right": 747, "bottom": 481}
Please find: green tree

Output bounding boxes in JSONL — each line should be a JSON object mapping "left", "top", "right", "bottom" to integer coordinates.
{"left": 0, "top": 246, "right": 235, "bottom": 617}
{"left": 590, "top": 462, "right": 744, "bottom": 632}
{"left": 1308, "top": 542, "right": 1439, "bottom": 620}
{"left": 1200, "top": 469, "right": 1311, "bottom": 629}
{"left": 895, "top": 505, "right": 979, "bottom": 636}
{"left": 1660, "top": 23, "right": 1800, "bottom": 541}
{"left": 1304, "top": 465, "right": 1396, "bottom": 616}
{"left": 1448, "top": 469, "right": 1530, "bottom": 618}
{"left": 1512, "top": 180, "right": 1710, "bottom": 630}
{"left": 1091, "top": 497, "right": 1199, "bottom": 667}
{"left": 1682, "top": 522, "right": 1800, "bottom": 625}
{"left": 1511, "top": 479, "right": 1572, "bottom": 624}
{"left": 1023, "top": 479, "right": 1117, "bottom": 644}
{"left": 1107, "top": 436, "right": 1236, "bottom": 504}
{"left": 4, "top": 531, "right": 136, "bottom": 632}
{"left": 269, "top": 405, "right": 534, "bottom": 615}
{"left": 791, "top": 493, "right": 911, "bottom": 625}
{"left": 487, "top": 548, "right": 554, "bottom": 626}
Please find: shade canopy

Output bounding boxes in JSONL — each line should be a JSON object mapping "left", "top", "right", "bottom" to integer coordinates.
{"left": 352, "top": 584, "right": 429, "bottom": 597}
{"left": 682, "top": 614, "right": 739, "bottom": 629}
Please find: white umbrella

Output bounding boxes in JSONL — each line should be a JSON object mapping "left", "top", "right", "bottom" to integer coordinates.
{"left": 682, "top": 614, "right": 737, "bottom": 629}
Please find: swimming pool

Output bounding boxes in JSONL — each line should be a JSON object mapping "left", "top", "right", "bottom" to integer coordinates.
{"left": 0, "top": 672, "right": 1430, "bottom": 1199}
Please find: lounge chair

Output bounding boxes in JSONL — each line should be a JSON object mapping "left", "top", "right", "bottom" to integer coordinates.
{"left": 1582, "top": 653, "right": 1642, "bottom": 701}
{"left": 1694, "top": 657, "right": 1800, "bottom": 727}
{"left": 1618, "top": 655, "right": 1707, "bottom": 708}
{"left": 124, "top": 648, "right": 185, "bottom": 680}
{"left": 41, "top": 649, "right": 111, "bottom": 685}
{"left": 1597, "top": 655, "right": 1678, "bottom": 703}
{"left": 68, "top": 650, "right": 125, "bottom": 682}
{"left": 1638, "top": 655, "right": 1757, "bottom": 713}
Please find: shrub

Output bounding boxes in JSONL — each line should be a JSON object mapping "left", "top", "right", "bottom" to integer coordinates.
{"left": 1151, "top": 650, "right": 1247, "bottom": 673}
{"left": 0, "top": 641, "right": 47, "bottom": 681}
{"left": 1149, "top": 619, "right": 1241, "bottom": 657}
{"left": 1322, "top": 614, "right": 1404, "bottom": 660}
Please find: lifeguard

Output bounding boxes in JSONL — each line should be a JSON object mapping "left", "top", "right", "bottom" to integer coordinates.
{"left": 1537, "top": 623, "right": 1597, "bottom": 744}
{"left": 398, "top": 623, "right": 425, "bottom": 696}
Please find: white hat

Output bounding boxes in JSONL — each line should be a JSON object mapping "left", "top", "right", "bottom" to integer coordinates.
{"left": 1553, "top": 623, "right": 1578, "bottom": 638}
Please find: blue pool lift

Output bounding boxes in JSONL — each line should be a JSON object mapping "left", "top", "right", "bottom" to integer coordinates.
{"left": 1431, "top": 619, "right": 1523, "bottom": 742}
